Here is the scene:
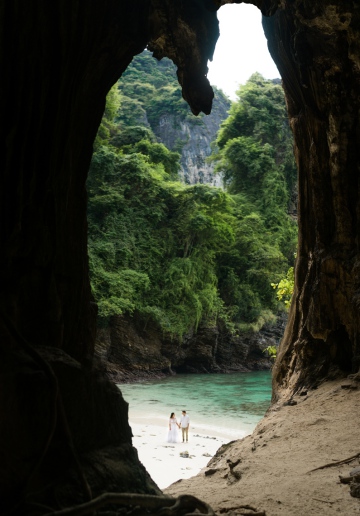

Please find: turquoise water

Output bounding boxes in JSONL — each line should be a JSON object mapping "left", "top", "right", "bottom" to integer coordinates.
{"left": 118, "top": 371, "right": 272, "bottom": 440}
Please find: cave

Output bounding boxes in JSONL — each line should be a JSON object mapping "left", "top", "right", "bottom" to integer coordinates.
{"left": 1, "top": 0, "right": 360, "bottom": 514}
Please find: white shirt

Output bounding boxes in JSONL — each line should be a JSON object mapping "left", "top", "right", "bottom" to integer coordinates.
{"left": 180, "top": 414, "right": 190, "bottom": 427}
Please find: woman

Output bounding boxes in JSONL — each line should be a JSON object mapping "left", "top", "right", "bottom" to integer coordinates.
{"left": 167, "top": 412, "right": 180, "bottom": 443}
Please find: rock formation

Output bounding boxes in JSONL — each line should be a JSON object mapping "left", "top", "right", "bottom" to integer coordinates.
{"left": 154, "top": 92, "right": 229, "bottom": 185}
{"left": 0, "top": 1, "right": 222, "bottom": 512}
{"left": 118, "top": 50, "right": 230, "bottom": 185}
{"left": 96, "top": 314, "right": 280, "bottom": 382}
{"left": 262, "top": 1, "right": 360, "bottom": 399}
{"left": 1, "top": 0, "right": 360, "bottom": 513}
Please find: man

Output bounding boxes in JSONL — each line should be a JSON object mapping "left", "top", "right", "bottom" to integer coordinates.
{"left": 180, "top": 410, "right": 190, "bottom": 442}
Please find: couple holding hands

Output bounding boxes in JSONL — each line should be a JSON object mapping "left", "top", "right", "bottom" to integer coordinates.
{"left": 167, "top": 410, "right": 190, "bottom": 443}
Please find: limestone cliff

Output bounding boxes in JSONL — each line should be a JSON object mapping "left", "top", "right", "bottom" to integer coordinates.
{"left": 155, "top": 92, "right": 229, "bottom": 185}
{"left": 118, "top": 51, "right": 230, "bottom": 185}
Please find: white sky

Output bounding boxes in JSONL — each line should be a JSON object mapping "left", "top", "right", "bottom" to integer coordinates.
{"left": 207, "top": 3, "right": 280, "bottom": 99}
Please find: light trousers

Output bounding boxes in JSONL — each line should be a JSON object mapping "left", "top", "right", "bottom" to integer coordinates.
{"left": 181, "top": 426, "right": 189, "bottom": 441}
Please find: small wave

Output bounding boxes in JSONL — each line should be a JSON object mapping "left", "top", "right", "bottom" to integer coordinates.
{"left": 190, "top": 421, "right": 249, "bottom": 440}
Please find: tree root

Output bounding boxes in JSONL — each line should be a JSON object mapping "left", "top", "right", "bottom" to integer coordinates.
{"left": 43, "top": 493, "right": 215, "bottom": 515}
{"left": 219, "top": 505, "right": 265, "bottom": 515}
{"left": 0, "top": 312, "right": 92, "bottom": 513}
{"left": 0, "top": 313, "right": 59, "bottom": 494}
{"left": 308, "top": 452, "right": 360, "bottom": 473}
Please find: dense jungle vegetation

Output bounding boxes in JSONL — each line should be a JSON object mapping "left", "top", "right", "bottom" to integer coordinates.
{"left": 87, "top": 51, "right": 297, "bottom": 338}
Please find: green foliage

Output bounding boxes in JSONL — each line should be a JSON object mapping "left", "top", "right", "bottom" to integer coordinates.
{"left": 271, "top": 264, "right": 295, "bottom": 309}
{"left": 217, "top": 136, "right": 276, "bottom": 198}
{"left": 120, "top": 51, "right": 179, "bottom": 90}
{"left": 216, "top": 73, "right": 289, "bottom": 150}
{"left": 93, "top": 84, "right": 122, "bottom": 150}
{"left": 111, "top": 126, "right": 156, "bottom": 148}
{"left": 87, "top": 64, "right": 298, "bottom": 338}
{"left": 87, "top": 140, "right": 235, "bottom": 335}
{"left": 124, "top": 139, "right": 181, "bottom": 179}
{"left": 211, "top": 73, "right": 298, "bottom": 324}
{"left": 216, "top": 206, "right": 288, "bottom": 325}
{"left": 115, "top": 95, "right": 147, "bottom": 127}
{"left": 89, "top": 52, "right": 234, "bottom": 334}
{"left": 263, "top": 345, "right": 277, "bottom": 361}
{"left": 104, "top": 83, "right": 122, "bottom": 121}
{"left": 215, "top": 74, "right": 297, "bottom": 208}
{"left": 117, "top": 51, "right": 191, "bottom": 131}
{"left": 116, "top": 50, "right": 229, "bottom": 144}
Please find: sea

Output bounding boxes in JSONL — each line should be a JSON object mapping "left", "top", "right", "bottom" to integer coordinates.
{"left": 118, "top": 370, "right": 272, "bottom": 441}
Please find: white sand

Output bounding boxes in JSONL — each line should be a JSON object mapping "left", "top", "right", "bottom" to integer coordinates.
{"left": 129, "top": 417, "right": 233, "bottom": 489}
{"left": 165, "top": 378, "right": 360, "bottom": 515}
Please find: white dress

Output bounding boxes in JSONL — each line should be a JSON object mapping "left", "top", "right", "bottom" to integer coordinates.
{"left": 167, "top": 417, "right": 180, "bottom": 443}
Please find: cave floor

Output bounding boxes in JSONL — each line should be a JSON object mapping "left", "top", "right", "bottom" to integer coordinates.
{"left": 164, "top": 376, "right": 360, "bottom": 515}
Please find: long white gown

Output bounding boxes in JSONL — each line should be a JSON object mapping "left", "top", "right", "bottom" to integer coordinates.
{"left": 167, "top": 417, "right": 180, "bottom": 443}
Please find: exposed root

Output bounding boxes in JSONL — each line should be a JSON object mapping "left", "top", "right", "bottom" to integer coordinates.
{"left": 308, "top": 452, "right": 360, "bottom": 473}
{"left": 0, "top": 313, "right": 59, "bottom": 493}
{"left": 339, "top": 474, "right": 360, "bottom": 484}
{"left": 219, "top": 505, "right": 265, "bottom": 515}
{"left": 0, "top": 312, "right": 92, "bottom": 513}
{"left": 43, "top": 493, "right": 215, "bottom": 515}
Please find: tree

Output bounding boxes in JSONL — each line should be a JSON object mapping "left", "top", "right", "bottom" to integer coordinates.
{"left": 212, "top": 74, "right": 298, "bottom": 325}
{"left": 87, "top": 90, "right": 235, "bottom": 336}
{"left": 271, "top": 263, "right": 295, "bottom": 310}
{"left": 87, "top": 71, "right": 298, "bottom": 337}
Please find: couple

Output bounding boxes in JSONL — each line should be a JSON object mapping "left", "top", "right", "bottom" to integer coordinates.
{"left": 167, "top": 410, "right": 190, "bottom": 443}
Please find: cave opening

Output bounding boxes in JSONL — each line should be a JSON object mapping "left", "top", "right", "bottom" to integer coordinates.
{"left": 207, "top": 3, "right": 280, "bottom": 98}
{"left": 86, "top": 1, "right": 293, "bottom": 491}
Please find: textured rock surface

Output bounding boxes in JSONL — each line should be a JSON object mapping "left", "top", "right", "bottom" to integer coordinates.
{"left": 262, "top": 0, "right": 360, "bottom": 399}
{"left": 155, "top": 92, "right": 229, "bottom": 185}
{"left": 0, "top": 0, "right": 223, "bottom": 512}
{"left": 95, "top": 314, "right": 282, "bottom": 382}
{"left": 0, "top": 341, "right": 160, "bottom": 513}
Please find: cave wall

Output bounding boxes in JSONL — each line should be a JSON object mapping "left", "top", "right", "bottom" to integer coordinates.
{"left": 262, "top": 1, "right": 360, "bottom": 397}
{"left": 0, "top": 1, "right": 156, "bottom": 509}
{"left": 0, "top": 2, "right": 152, "bottom": 364}
{"left": 0, "top": 0, "right": 224, "bottom": 511}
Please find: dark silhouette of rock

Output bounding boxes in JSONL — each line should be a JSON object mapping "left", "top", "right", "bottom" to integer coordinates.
{"left": 262, "top": 3, "right": 360, "bottom": 399}
{"left": 0, "top": 1, "right": 221, "bottom": 511}
{"left": 96, "top": 313, "right": 282, "bottom": 382}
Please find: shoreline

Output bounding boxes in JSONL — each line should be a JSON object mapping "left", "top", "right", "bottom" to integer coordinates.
{"left": 129, "top": 419, "right": 233, "bottom": 489}
{"left": 114, "top": 365, "right": 272, "bottom": 385}
{"left": 164, "top": 377, "right": 360, "bottom": 515}
{"left": 119, "top": 372, "right": 272, "bottom": 490}
{"left": 129, "top": 413, "right": 250, "bottom": 441}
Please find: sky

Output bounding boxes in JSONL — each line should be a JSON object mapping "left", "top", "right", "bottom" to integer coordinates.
{"left": 207, "top": 3, "right": 280, "bottom": 99}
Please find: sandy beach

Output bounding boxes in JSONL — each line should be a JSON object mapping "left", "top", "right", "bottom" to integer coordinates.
{"left": 128, "top": 416, "right": 231, "bottom": 489}
{"left": 121, "top": 373, "right": 270, "bottom": 490}
{"left": 165, "top": 377, "right": 360, "bottom": 515}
